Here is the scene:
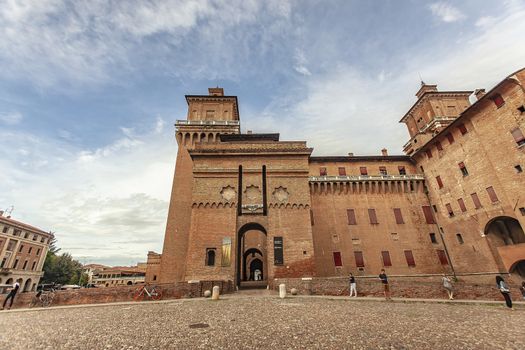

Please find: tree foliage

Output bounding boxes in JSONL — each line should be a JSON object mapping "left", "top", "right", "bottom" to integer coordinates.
{"left": 42, "top": 238, "right": 87, "bottom": 285}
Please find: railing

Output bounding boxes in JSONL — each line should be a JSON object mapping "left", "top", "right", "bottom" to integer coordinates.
{"left": 241, "top": 204, "right": 264, "bottom": 213}
{"left": 176, "top": 120, "right": 240, "bottom": 126}
{"left": 309, "top": 174, "right": 425, "bottom": 182}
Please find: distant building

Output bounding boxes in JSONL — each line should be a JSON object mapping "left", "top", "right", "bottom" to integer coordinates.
{"left": 82, "top": 263, "right": 108, "bottom": 285}
{"left": 145, "top": 251, "right": 161, "bottom": 283}
{"left": 0, "top": 213, "right": 53, "bottom": 292}
{"left": 92, "top": 264, "right": 146, "bottom": 287}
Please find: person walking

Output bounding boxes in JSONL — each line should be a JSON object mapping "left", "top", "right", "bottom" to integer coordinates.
{"left": 496, "top": 276, "right": 513, "bottom": 310}
{"left": 442, "top": 274, "right": 454, "bottom": 300}
{"left": 520, "top": 281, "right": 525, "bottom": 300}
{"left": 379, "top": 269, "right": 392, "bottom": 301}
{"left": 349, "top": 273, "right": 357, "bottom": 297}
{"left": 1, "top": 281, "right": 20, "bottom": 310}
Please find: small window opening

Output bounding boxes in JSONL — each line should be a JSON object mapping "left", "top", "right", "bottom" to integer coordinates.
{"left": 515, "top": 165, "right": 523, "bottom": 173}
{"left": 430, "top": 233, "right": 437, "bottom": 244}
{"left": 205, "top": 248, "right": 216, "bottom": 266}
{"left": 456, "top": 233, "right": 464, "bottom": 244}
{"left": 459, "top": 162, "right": 468, "bottom": 176}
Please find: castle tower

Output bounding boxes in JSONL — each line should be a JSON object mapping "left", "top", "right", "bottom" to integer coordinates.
{"left": 400, "top": 82, "right": 473, "bottom": 155}
{"left": 159, "top": 88, "right": 240, "bottom": 283}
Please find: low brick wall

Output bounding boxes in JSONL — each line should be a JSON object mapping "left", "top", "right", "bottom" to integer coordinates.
{"left": 2, "top": 280, "right": 234, "bottom": 310}
{"left": 271, "top": 274, "right": 524, "bottom": 301}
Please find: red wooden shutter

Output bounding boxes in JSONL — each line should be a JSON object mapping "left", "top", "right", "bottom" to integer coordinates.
{"left": 437, "top": 250, "right": 449, "bottom": 265}
{"left": 457, "top": 123, "right": 468, "bottom": 135}
{"left": 381, "top": 251, "right": 392, "bottom": 267}
{"left": 422, "top": 206, "right": 435, "bottom": 224}
{"left": 511, "top": 128, "right": 525, "bottom": 145}
{"left": 347, "top": 209, "right": 357, "bottom": 225}
{"left": 310, "top": 209, "right": 314, "bottom": 226}
{"left": 457, "top": 198, "right": 467, "bottom": 212}
{"left": 368, "top": 209, "right": 378, "bottom": 224}
{"left": 338, "top": 167, "right": 346, "bottom": 176}
{"left": 445, "top": 203, "right": 454, "bottom": 217}
{"left": 492, "top": 94, "right": 505, "bottom": 108}
{"left": 446, "top": 133, "right": 455, "bottom": 144}
{"left": 435, "top": 141, "right": 443, "bottom": 151}
{"left": 354, "top": 251, "right": 364, "bottom": 267}
{"left": 426, "top": 149, "right": 433, "bottom": 159}
{"left": 393, "top": 208, "right": 404, "bottom": 224}
{"left": 360, "top": 167, "right": 368, "bottom": 175}
{"left": 436, "top": 176, "right": 443, "bottom": 189}
{"left": 404, "top": 250, "right": 416, "bottom": 266}
{"left": 319, "top": 167, "right": 327, "bottom": 176}
{"left": 471, "top": 193, "right": 482, "bottom": 209}
{"left": 333, "top": 252, "right": 342, "bottom": 267}
{"left": 486, "top": 186, "right": 499, "bottom": 203}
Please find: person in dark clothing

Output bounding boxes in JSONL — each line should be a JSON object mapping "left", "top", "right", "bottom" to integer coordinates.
{"left": 496, "top": 276, "right": 513, "bottom": 310}
{"left": 379, "top": 269, "right": 392, "bottom": 301}
{"left": 2, "top": 281, "right": 20, "bottom": 310}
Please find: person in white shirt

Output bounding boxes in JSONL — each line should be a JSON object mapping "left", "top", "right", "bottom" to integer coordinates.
{"left": 2, "top": 281, "right": 20, "bottom": 310}
{"left": 442, "top": 274, "right": 454, "bottom": 300}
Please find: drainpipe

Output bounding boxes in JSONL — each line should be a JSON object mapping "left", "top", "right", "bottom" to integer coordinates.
{"left": 424, "top": 190, "right": 457, "bottom": 280}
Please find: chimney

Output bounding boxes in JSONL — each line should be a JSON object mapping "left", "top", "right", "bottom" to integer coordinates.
{"left": 474, "top": 89, "right": 486, "bottom": 100}
{"left": 208, "top": 87, "right": 224, "bottom": 96}
{"left": 247, "top": 130, "right": 253, "bottom": 134}
{"left": 348, "top": 152, "right": 354, "bottom": 156}
{"left": 381, "top": 148, "right": 388, "bottom": 156}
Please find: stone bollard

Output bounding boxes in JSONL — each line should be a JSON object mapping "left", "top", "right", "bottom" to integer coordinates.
{"left": 279, "top": 284, "right": 286, "bottom": 299}
{"left": 204, "top": 290, "right": 211, "bottom": 298}
{"left": 212, "top": 286, "right": 220, "bottom": 300}
{"left": 290, "top": 288, "right": 298, "bottom": 295}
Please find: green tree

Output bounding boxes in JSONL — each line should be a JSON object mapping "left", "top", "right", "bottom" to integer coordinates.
{"left": 42, "top": 237, "right": 86, "bottom": 285}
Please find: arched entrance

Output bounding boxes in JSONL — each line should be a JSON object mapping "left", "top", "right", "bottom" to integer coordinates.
{"left": 236, "top": 222, "right": 267, "bottom": 288}
{"left": 23, "top": 279, "right": 32, "bottom": 292}
{"left": 250, "top": 258, "right": 263, "bottom": 280}
{"left": 485, "top": 216, "right": 525, "bottom": 277}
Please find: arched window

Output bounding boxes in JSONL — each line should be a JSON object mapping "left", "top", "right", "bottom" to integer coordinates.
{"left": 206, "top": 249, "right": 216, "bottom": 266}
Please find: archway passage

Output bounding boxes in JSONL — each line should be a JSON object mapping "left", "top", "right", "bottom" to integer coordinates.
{"left": 23, "top": 279, "right": 32, "bottom": 292}
{"left": 485, "top": 216, "right": 525, "bottom": 246}
{"left": 510, "top": 260, "right": 525, "bottom": 279}
{"left": 236, "top": 222, "right": 267, "bottom": 288}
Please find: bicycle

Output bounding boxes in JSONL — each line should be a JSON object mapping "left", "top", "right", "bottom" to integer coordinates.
{"left": 29, "top": 289, "right": 55, "bottom": 308}
{"left": 133, "top": 284, "right": 162, "bottom": 301}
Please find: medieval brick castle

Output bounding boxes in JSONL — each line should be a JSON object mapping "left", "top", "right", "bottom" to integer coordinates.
{"left": 146, "top": 68, "right": 525, "bottom": 288}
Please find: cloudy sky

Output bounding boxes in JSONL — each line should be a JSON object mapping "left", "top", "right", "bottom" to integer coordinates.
{"left": 1, "top": 0, "right": 524, "bottom": 266}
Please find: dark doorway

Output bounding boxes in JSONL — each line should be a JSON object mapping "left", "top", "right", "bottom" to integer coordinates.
{"left": 236, "top": 222, "right": 267, "bottom": 287}
{"left": 250, "top": 258, "right": 263, "bottom": 281}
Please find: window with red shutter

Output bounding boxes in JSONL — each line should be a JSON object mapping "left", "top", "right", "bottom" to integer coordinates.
{"left": 445, "top": 203, "right": 454, "bottom": 217}
{"left": 457, "top": 123, "right": 468, "bottom": 135}
{"left": 381, "top": 251, "right": 392, "bottom": 267}
{"left": 471, "top": 193, "right": 482, "bottom": 209}
{"left": 354, "top": 251, "right": 364, "bottom": 267}
{"left": 310, "top": 209, "right": 314, "bottom": 226}
{"left": 426, "top": 149, "right": 433, "bottom": 159}
{"left": 492, "top": 93, "right": 505, "bottom": 108}
{"left": 398, "top": 166, "right": 406, "bottom": 175}
{"left": 404, "top": 250, "right": 416, "bottom": 267}
{"left": 338, "top": 167, "right": 346, "bottom": 176}
{"left": 458, "top": 162, "right": 468, "bottom": 176}
{"left": 333, "top": 252, "right": 342, "bottom": 267}
{"left": 446, "top": 133, "right": 455, "bottom": 144}
{"left": 457, "top": 198, "right": 467, "bottom": 212}
{"left": 360, "top": 167, "right": 368, "bottom": 175}
{"left": 393, "top": 208, "right": 404, "bottom": 224}
{"left": 511, "top": 128, "right": 525, "bottom": 146}
{"left": 368, "top": 209, "right": 378, "bottom": 224}
{"left": 436, "top": 175, "right": 443, "bottom": 189}
{"left": 347, "top": 209, "right": 357, "bottom": 225}
{"left": 319, "top": 167, "right": 327, "bottom": 176}
{"left": 437, "top": 250, "right": 449, "bottom": 265}
{"left": 486, "top": 186, "right": 499, "bottom": 203}
{"left": 422, "top": 206, "right": 435, "bottom": 224}
{"left": 435, "top": 141, "right": 443, "bottom": 151}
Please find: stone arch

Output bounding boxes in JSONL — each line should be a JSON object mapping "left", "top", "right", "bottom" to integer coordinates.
{"left": 23, "top": 278, "right": 32, "bottom": 292}
{"left": 484, "top": 216, "right": 525, "bottom": 246}
{"left": 6, "top": 278, "right": 13, "bottom": 285}
{"left": 127, "top": 281, "right": 133, "bottom": 285}
{"left": 236, "top": 223, "right": 267, "bottom": 287}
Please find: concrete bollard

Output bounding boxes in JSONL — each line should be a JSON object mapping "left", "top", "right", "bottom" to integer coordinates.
{"left": 212, "top": 286, "right": 220, "bottom": 300}
{"left": 279, "top": 284, "right": 286, "bottom": 299}
{"left": 204, "top": 290, "right": 211, "bottom": 298}
{"left": 290, "top": 288, "right": 298, "bottom": 295}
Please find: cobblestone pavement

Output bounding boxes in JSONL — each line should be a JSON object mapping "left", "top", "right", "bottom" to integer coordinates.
{"left": 1, "top": 296, "right": 524, "bottom": 349}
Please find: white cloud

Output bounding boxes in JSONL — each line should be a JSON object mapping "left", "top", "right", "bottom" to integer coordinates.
{"left": 293, "top": 49, "right": 312, "bottom": 76}
{"left": 429, "top": 2, "right": 466, "bottom": 22}
{"left": 0, "top": 111, "right": 22, "bottom": 125}
{"left": 0, "top": 117, "right": 175, "bottom": 265}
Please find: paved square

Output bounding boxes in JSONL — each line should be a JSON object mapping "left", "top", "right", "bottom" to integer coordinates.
{"left": 1, "top": 297, "right": 523, "bottom": 349}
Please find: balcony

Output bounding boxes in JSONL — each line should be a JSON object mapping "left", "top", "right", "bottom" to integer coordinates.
{"left": 241, "top": 204, "right": 264, "bottom": 214}
{"left": 309, "top": 174, "right": 425, "bottom": 182}
{"left": 176, "top": 120, "right": 240, "bottom": 126}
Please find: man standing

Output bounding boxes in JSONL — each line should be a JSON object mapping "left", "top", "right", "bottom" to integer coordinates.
{"left": 2, "top": 280, "right": 21, "bottom": 310}
{"left": 349, "top": 273, "right": 357, "bottom": 297}
{"left": 379, "top": 269, "right": 392, "bottom": 301}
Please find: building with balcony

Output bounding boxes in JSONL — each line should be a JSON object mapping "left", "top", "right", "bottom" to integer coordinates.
{"left": 92, "top": 264, "right": 146, "bottom": 287}
{"left": 0, "top": 213, "right": 53, "bottom": 293}
{"left": 152, "top": 69, "right": 525, "bottom": 288}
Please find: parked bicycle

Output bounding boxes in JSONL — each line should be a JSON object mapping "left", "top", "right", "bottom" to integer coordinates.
{"left": 29, "top": 289, "right": 55, "bottom": 308}
{"left": 133, "top": 284, "right": 162, "bottom": 301}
